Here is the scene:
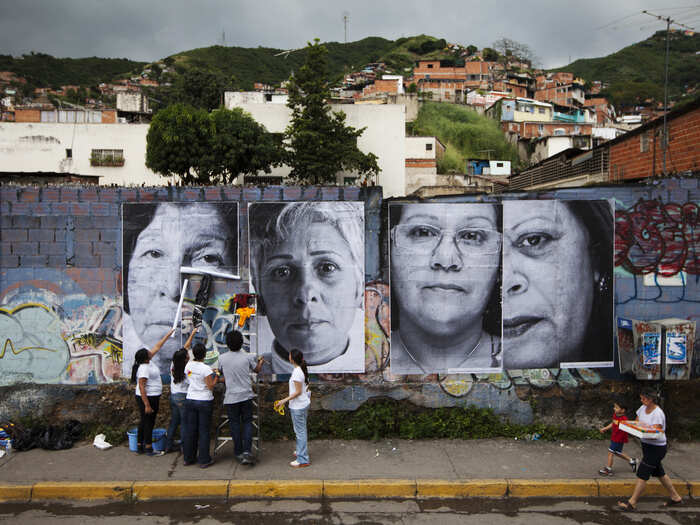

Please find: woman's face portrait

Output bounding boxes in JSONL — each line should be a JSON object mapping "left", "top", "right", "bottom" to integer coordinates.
{"left": 502, "top": 200, "right": 594, "bottom": 368}
{"left": 391, "top": 203, "right": 501, "bottom": 342}
{"left": 258, "top": 220, "right": 360, "bottom": 364}
{"left": 125, "top": 202, "right": 237, "bottom": 369}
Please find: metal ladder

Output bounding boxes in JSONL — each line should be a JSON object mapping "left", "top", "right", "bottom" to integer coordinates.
{"left": 214, "top": 294, "right": 261, "bottom": 459}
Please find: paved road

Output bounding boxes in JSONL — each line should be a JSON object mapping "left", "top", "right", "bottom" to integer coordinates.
{"left": 1, "top": 498, "right": 698, "bottom": 524}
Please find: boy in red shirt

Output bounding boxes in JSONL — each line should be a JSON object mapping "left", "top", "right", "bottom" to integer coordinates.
{"left": 599, "top": 401, "right": 637, "bottom": 475}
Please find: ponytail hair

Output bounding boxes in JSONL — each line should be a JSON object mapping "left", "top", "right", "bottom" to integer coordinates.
{"left": 289, "top": 349, "right": 309, "bottom": 385}
{"left": 172, "top": 348, "right": 188, "bottom": 384}
{"left": 130, "top": 348, "right": 149, "bottom": 383}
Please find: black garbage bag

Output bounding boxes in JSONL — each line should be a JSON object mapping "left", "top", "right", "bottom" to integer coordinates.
{"left": 39, "top": 420, "right": 84, "bottom": 450}
{"left": 7, "top": 419, "right": 84, "bottom": 451}
{"left": 9, "top": 423, "right": 43, "bottom": 452}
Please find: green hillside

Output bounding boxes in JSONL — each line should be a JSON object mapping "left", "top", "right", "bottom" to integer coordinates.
{"left": 410, "top": 102, "right": 521, "bottom": 173}
{"left": 0, "top": 52, "right": 145, "bottom": 89}
{"left": 170, "top": 35, "right": 451, "bottom": 89}
{"left": 555, "top": 31, "right": 699, "bottom": 107}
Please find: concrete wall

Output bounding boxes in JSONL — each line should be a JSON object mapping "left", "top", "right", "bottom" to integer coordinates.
{"left": 229, "top": 103, "right": 406, "bottom": 198}
{"left": 1, "top": 179, "right": 698, "bottom": 424}
{"left": 0, "top": 122, "right": 162, "bottom": 186}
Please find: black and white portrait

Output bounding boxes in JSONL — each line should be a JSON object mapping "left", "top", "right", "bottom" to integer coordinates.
{"left": 249, "top": 202, "right": 365, "bottom": 374}
{"left": 122, "top": 202, "right": 239, "bottom": 376}
{"left": 389, "top": 203, "right": 503, "bottom": 375}
{"left": 502, "top": 200, "right": 614, "bottom": 369}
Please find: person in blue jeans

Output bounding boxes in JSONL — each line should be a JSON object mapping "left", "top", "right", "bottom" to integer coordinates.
{"left": 183, "top": 343, "right": 217, "bottom": 468}
{"left": 218, "top": 330, "right": 265, "bottom": 465}
{"left": 166, "top": 328, "right": 198, "bottom": 453}
{"left": 275, "top": 349, "right": 311, "bottom": 468}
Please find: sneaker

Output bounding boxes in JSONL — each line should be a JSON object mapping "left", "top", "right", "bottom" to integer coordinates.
{"left": 199, "top": 459, "right": 215, "bottom": 469}
{"left": 241, "top": 451, "right": 256, "bottom": 465}
{"left": 599, "top": 467, "right": 612, "bottom": 476}
{"left": 289, "top": 460, "right": 310, "bottom": 468}
{"left": 147, "top": 450, "right": 165, "bottom": 457}
{"left": 630, "top": 458, "right": 638, "bottom": 473}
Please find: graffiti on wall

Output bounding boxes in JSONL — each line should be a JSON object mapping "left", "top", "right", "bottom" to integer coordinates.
{"left": 0, "top": 282, "right": 123, "bottom": 385}
{"left": 615, "top": 199, "right": 699, "bottom": 277}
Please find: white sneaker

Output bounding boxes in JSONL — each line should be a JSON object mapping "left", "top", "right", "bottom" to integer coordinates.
{"left": 289, "top": 460, "right": 310, "bottom": 468}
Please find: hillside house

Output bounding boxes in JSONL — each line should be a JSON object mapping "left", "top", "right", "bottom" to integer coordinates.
{"left": 507, "top": 97, "right": 700, "bottom": 190}
{"left": 487, "top": 97, "right": 554, "bottom": 122}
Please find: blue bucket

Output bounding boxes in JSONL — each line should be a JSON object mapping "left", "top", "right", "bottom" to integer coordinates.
{"left": 127, "top": 428, "right": 167, "bottom": 452}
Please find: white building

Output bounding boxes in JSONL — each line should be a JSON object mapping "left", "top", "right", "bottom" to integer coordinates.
{"left": 0, "top": 122, "right": 163, "bottom": 186}
{"left": 226, "top": 94, "right": 407, "bottom": 197}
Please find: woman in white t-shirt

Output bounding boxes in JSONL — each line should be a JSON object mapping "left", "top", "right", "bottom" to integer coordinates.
{"left": 165, "top": 327, "right": 198, "bottom": 454}
{"left": 617, "top": 389, "right": 683, "bottom": 511}
{"left": 275, "top": 349, "right": 311, "bottom": 468}
{"left": 183, "top": 343, "right": 218, "bottom": 468}
{"left": 131, "top": 327, "right": 174, "bottom": 456}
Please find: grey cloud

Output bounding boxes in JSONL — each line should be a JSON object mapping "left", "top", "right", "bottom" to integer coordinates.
{"left": 0, "top": 0, "right": 692, "bottom": 68}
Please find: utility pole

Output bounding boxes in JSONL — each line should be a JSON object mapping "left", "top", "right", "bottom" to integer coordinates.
{"left": 642, "top": 10, "right": 694, "bottom": 175}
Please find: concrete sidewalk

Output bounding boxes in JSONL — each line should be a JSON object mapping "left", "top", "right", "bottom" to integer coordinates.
{"left": 1, "top": 438, "right": 699, "bottom": 501}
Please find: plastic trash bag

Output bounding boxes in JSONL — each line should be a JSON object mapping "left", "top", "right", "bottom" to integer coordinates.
{"left": 93, "top": 434, "right": 112, "bottom": 450}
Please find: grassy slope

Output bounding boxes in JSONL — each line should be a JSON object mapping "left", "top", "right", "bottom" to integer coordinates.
{"left": 411, "top": 102, "right": 521, "bottom": 173}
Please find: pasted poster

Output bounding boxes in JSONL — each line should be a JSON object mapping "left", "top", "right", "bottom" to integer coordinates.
{"left": 389, "top": 203, "right": 503, "bottom": 374}
{"left": 248, "top": 202, "right": 365, "bottom": 374}
{"left": 122, "top": 202, "right": 239, "bottom": 376}
{"left": 642, "top": 332, "right": 661, "bottom": 365}
{"left": 501, "top": 200, "right": 614, "bottom": 369}
{"left": 665, "top": 332, "right": 687, "bottom": 364}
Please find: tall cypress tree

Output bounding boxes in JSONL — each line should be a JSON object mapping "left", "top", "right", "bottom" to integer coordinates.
{"left": 284, "top": 39, "right": 379, "bottom": 185}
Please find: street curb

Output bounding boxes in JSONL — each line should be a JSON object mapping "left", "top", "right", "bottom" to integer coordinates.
{"left": 0, "top": 479, "right": 697, "bottom": 502}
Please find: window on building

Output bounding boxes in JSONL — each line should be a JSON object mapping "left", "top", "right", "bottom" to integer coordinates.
{"left": 65, "top": 148, "right": 72, "bottom": 159}
{"left": 640, "top": 131, "right": 650, "bottom": 153}
{"left": 496, "top": 162, "right": 504, "bottom": 167}
{"left": 426, "top": 143, "right": 433, "bottom": 151}
{"left": 538, "top": 107, "right": 545, "bottom": 114}
{"left": 265, "top": 93, "right": 272, "bottom": 102}
{"left": 90, "top": 149, "right": 124, "bottom": 167}
{"left": 427, "top": 64, "right": 433, "bottom": 69}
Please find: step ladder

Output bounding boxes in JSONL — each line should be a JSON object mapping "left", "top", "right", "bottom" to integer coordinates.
{"left": 214, "top": 294, "right": 261, "bottom": 459}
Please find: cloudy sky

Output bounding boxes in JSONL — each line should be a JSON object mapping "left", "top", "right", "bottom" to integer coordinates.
{"left": 1, "top": 1, "right": 698, "bottom": 68}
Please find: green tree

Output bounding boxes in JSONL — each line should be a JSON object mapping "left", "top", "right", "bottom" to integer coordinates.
{"left": 284, "top": 39, "right": 379, "bottom": 185}
{"left": 146, "top": 103, "right": 211, "bottom": 182}
{"left": 202, "top": 107, "right": 282, "bottom": 183}
{"left": 482, "top": 47, "right": 499, "bottom": 62}
{"left": 146, "top": 103, "right": 279, "bottom": 184}
{"left": 174, "top": 67, "right": 234, "bottom": 111}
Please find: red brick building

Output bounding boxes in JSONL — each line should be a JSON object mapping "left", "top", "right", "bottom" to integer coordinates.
{"left": 609, "top": 98, "right": 700, "bottom": 181}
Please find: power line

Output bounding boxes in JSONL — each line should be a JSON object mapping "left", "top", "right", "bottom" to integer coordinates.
{"left": 641, "top": 10, "right": 692, "bottom": 176}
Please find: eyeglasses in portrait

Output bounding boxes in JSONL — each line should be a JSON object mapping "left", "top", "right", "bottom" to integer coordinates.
{"left": 389, "top": 202, "right": 503, "bottom": 375}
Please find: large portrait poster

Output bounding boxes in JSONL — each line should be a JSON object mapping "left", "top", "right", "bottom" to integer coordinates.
{"left": 248, "top": 202, "right": 365, "bottom": 374}
{"left": 389, "top": 202, "right": 503, "bottom": 374}
{"left": 502, "top": 200, "right": 614, "bottom": 369}
{"left": 122, "top": 202, "right": 239, "bottom": 376}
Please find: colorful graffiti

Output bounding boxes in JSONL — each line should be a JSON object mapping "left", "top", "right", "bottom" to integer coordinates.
{"left": 615, "top": 199, "right": 699, "bottom": 276}
{"left": 0, "top": 285, "right": 125, "bottom": 385}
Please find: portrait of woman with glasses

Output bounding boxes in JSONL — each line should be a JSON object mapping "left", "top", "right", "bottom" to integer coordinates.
{"left": 389, "top": 202, "right": 502, "bottom": 375}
